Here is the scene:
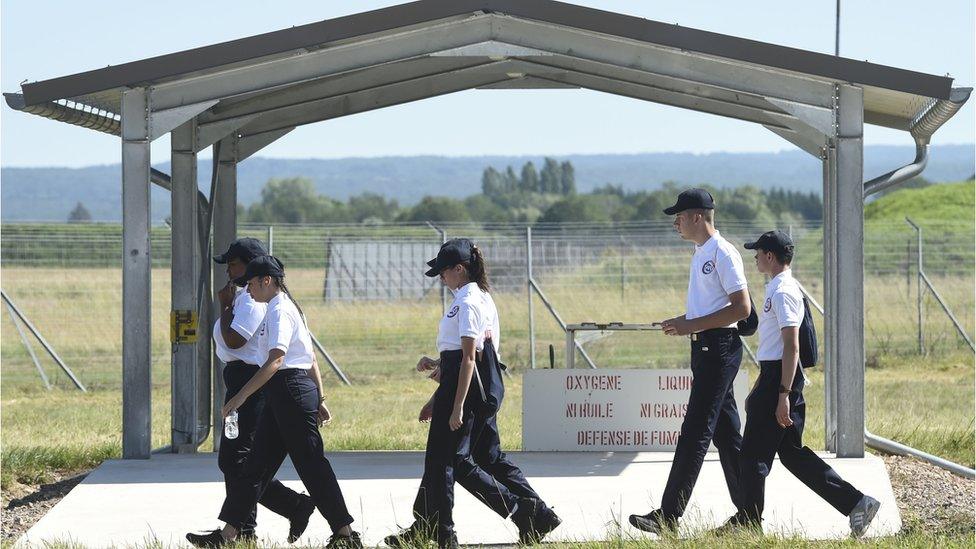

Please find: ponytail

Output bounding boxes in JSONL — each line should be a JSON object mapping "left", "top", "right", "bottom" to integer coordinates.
{"left": 464, "top": 245, "right": 490, "bottom": 293}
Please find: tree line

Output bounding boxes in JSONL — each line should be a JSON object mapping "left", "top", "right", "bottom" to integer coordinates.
{"left": 220, "top": 157, "right": 841, "bottom": 225}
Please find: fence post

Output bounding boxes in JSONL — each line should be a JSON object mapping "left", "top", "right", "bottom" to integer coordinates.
{"left": 527, "top": 226, "right": 536, "bottom": 369}
{"left": 906, "top": 218, "right": 924, "bottom": 354}
{"left": 267, "top": 224, "right": 274, "bottom": 255}
{"left": 620, "top": 252, "right": 625, "bottom": 302}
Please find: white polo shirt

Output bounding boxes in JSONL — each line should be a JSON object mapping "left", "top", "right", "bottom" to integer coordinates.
{"left": 686, "top": 231, "right": 749, "bottom": 327}
{"left": 756, "top": 270, "right": 805, "bottom": 361}
{"left": 213, "top": 288, "right": 268, "bottom": 366}
{"left": 257, "top": 292, "right": 315, "bottom": 370}
{"left": 436, "top": 282, "right": 501, "bottom": 356}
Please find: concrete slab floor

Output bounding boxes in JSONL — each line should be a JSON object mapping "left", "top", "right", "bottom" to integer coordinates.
{"left": 17, "top": 451, "right": 900, "bottom": 547}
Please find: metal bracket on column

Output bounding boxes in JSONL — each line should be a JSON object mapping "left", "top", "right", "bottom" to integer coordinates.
{"left": 762, "top": 97, "right": 831, "bottom": 158}
{"left": 195, "top": 114, "right": 259, "bottom": 152}
{"left": 148, "top": 100, "right": 218, "bottom": 141}
{"left": 237, "top": 128, "right": 294, "bottom": 161}
{"left": 764, "top": 125, "right": 827, "bottom": 159}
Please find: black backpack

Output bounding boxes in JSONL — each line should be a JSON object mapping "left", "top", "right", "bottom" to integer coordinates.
{"left": 737, "top": 297, "right": 759, "bottom": 336}
{"left": 471, "top": 338, "right": 506, "bottom": 417}
{"left": 799, "top": 296, "right": 818, "bottom": 368}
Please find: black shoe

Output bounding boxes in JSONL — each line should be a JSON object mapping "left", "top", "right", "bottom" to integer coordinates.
{"left": 384, "top": 522, "right": 433, "bottom": 548}
{"left": 712, "top": 512, "right": 760, "bottom": 536}
{"left": 288, "top": 495, "right": 315, "bottom": 543}
{"left": 512, "top": 498, "right": 562, "bottom": 544}
{"left": 628, "top": 509, "right": 676, "bottom": 534}
{"left": 326, "top": 530, "right": 363, "bottom": 549}
{"left": 436, "top": 526, "right": 459, "bottom": 549}
{"left": 185, "top": 530, "right": 229, "bottom": 548}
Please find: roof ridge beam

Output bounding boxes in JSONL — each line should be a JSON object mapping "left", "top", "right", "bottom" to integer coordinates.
{"left": 150, "top": 14, "right": 492, "bottom": 111}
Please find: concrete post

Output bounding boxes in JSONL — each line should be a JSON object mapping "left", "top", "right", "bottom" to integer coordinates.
{"left": 121, "top": 88, "right": 152, "bottom": 459}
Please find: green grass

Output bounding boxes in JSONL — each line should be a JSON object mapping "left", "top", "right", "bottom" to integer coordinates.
{"left": 865, "top": 180, "right": 976, "bottom": 222}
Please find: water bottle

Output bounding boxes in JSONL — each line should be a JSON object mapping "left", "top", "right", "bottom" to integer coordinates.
{"left": 224, "top": 410, "right": 239, "bottom": 440}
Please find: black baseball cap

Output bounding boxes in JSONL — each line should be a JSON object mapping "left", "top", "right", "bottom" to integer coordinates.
{"left": 214, "top": 237, "right": 268, "bottom": 264}
{"left": 425, "top": 238, "right": 474, "bottom": 277}
{"left": 663, "top": 188, "right": 715, "bottom": 215}
{"left": 744, "top": 230, "right": 795, "bottom": 254}
{"left": 238, "top": 255, "right": 285, "bottom": 285}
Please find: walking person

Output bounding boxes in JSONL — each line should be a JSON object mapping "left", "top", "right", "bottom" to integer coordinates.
{"left": 385, "top": 239, "right": 561, "bottom": 548}
{"left": 716, "top": 230, "right": 880, "bottom": 536}
{"left": 187, "top": 238, "right": 313, "bottom": 545}
{"left": 630, "top": 188, "right": 752, "bottom": 533}
{"left": 189, "top": 255, "right": 361, "bottom": 548}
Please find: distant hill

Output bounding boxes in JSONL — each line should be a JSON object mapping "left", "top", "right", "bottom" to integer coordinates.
{"left": 865, "top": 179, "right": 975, "bottom": 222}
{"left": 2, "top": 144, "right": 973, "bottom": 222}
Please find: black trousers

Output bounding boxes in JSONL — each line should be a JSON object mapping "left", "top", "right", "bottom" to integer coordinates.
{"left": 738, "top": 361, "right": 863, "bottom": 522}
{"left": 660, "top": 329, "right": 743, "bottom": 518}
{"left": 412, "top": 350, "right": 533, "bottom": 529}
{"left": 219, "top": 362, "right": 307, "bottom": 532}
{"left": 219, "top": 369, "right": 354, "bottom": 533}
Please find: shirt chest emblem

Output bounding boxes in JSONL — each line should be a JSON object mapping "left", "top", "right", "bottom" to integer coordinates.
{"left": 446, "top": 305, "right": 460, "bottom": 318}
{"left": 701, "top": 260, "right": 715, "bottom": 275}
{"left": 763, "top": 298, "right": 772, "bottom": 313}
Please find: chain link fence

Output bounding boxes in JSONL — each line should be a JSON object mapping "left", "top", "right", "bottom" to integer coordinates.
{"left": 2, "top": 219, "right": 973, "bottom": 390}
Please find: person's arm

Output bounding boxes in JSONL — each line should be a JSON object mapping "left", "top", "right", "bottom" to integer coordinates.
{"left": 217, "top": 283, "right": 247, "bottom": 349}
{"left": 419, "top": 392, "right": 435, "bottom": 422}
{"left": 222, "top": 348, "right": 284, "bottom": 417}
{"left": 776, "top": 326, "right": 800, "bottom": 428}
{"left": 661, "top": 289, "right": 750, "bottom": 335}
{"left": 449, "top": 337, "right": 477, "bottom": 431}
{"left": 309, "top": 357, "right": 334, "bottom": 425}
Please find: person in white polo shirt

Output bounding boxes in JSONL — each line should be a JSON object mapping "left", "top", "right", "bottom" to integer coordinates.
{"left": 630, "top": 188, "right": 752, "bottom": 534}
{"left": 191, "top": 255, "right": 361, "bottom": 549}
{"left": 187, "top": 238, "right": 312, "bottom": 546}
{"left": 717, "top": 230, "right": 880, "bottom": 537}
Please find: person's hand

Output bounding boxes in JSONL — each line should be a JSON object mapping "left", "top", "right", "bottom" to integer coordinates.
{"left": 416, "top": 356, "right": 438, "bottom": 372}
{"left": 217, "top": 282, "right": 236, "bottom": 309}
{"left": 484, "top": 329, "right": 493, "bottom": 341}
{"left": 318, "top": 401, "right": 332, "bottom": 426}
{"left": 776, "top": 395, "right": 793, "bottom": 428}
{"left": 221, "top": 395, "right": 244, "bottom": 419}
{"left": 449, "top": 408, "right": 463, "bottom": 431}
{"left": 661, "top": 316, "right": 693, "bottom": 336}
{"left": 419, "top": 400, "right": 433, "bottom": 422}
{"left": 428, "top": 367, "right": 441, "bottom": 383}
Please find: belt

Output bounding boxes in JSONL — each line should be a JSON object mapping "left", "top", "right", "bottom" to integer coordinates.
{"left": 225, "top": 360, "right": 256, "bottom": 367}
{"left": 690, "top": 327, "right": 737, "bottom": 341}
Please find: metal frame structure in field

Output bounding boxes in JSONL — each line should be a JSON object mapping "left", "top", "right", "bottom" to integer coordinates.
{"left": 4, "top": 0, "right": 970, "bottom": 459}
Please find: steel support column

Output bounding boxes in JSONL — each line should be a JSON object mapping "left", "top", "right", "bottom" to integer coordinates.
{"left": 171, "top": 119, "right": 201, "bottom": 453}
{"left": 828, "top": 84, "right": 865, "bottom": 457}
{"left": 822, "top": 149, "right": 838, "bottom": 451}
{"left": 211, "top": 135, "right": 238, "bottom": 451}
{"left": 121, "top": 88, "right": 152, "bottom": 459}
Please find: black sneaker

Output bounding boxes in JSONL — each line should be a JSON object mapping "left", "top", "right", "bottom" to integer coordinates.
{"left": 628, "top": 509, "right": 676, "bottom": 534}
{"left": 185, "top": 530, "right": 229, "bottom": 548}
{"left": 436, "top": 526, "right": 459, "bottom": 549}
{"left": 325, "top": 530, "right": 363, "bottom": 549}
{"left": 384, "top": 522, "right": 433, "bottom": 547}
{"left": 712, "top": 511, "right": 760, "bottom": 536}
{"left": 288, "top": 495, "right": 316, "bottom": 543}
{"left": 512, "top": 498, "right": 562, "bottom": 544}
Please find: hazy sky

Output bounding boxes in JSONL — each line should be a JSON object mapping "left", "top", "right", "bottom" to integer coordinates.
{"left": 2, "top": 0, "right": 973, "bottom": 167}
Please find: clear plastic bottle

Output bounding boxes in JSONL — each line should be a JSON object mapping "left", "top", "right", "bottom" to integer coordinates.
{"left": 224, "top": 410, "right": 239, "bottom": 440}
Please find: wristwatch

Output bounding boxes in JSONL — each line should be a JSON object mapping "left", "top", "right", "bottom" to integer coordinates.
{"left": 779, "top": 384, "right": 790, "bottom": 394}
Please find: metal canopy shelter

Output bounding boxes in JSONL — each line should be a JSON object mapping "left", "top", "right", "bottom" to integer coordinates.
{"left": 5, "top": 0, "right": 969, "bottom": 459}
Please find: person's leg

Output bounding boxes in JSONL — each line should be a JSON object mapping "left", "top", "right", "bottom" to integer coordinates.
{"left": 659, "top": 336, "right": 741, "bottom": 518}
{"left": 469, "top": 413, "right": 542, "bottom": 502}
{"left": 710, "top": 336, "right": 744, "bottom": 509}
{"left": 737, "top": 365, "right": 787, "bottom": 524}
{"left": 272, "top": 371, "right": 355, "bottom": 534}
{"left": 778, "top": 388, "right": 864, "bottom": 516}
{"left": 454, "top": 410, "right": 520, "bottom": 519}
{"left": 218, "top": 396, "right": 289, "bottom": 531}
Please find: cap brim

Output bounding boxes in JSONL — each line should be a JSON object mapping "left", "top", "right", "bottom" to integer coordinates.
{"left": 213, "top": 253, "right": 229, "bottom": 264}
{"left": 662, "top": 205, "right": 681, "bottom": 215}
{"left": 743, "top": 241, "right": 760, "bottom": 249}
{"left": 426, "top": 257, "right": 437, "bottom": 267}
{"left": 232, "top": 275, "right": 248, "bottom": 287}
{"left": 424, "top": 266, "right": 440, "bottom": 277}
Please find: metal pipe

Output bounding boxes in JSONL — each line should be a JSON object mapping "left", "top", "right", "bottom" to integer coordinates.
{"left": 1, "top": 290, "right": 86, "bottom": 391}
{"left": 310, "top": 333, "right": 352, "bottom": 386}
{"left": 526, "top": 226, "right": 536, "bottom": 369}
{"left": 864, "top": 88, "right": 972, "bottom": 198}
{"left": 865, "top": 430, "right": 975, "bottom": 479}
{"left": 530, "top": 278, "right": 597, "bottom": 369}
{"left": 4, "top": 297, "right": 51, "bottom": 389}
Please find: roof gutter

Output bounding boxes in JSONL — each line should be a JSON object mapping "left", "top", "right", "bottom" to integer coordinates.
{"left": 863, "top": 87, "right": 972, "bottom": 198}
{"left": 3, "top": 93, "right": 120, "bottom": 136}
